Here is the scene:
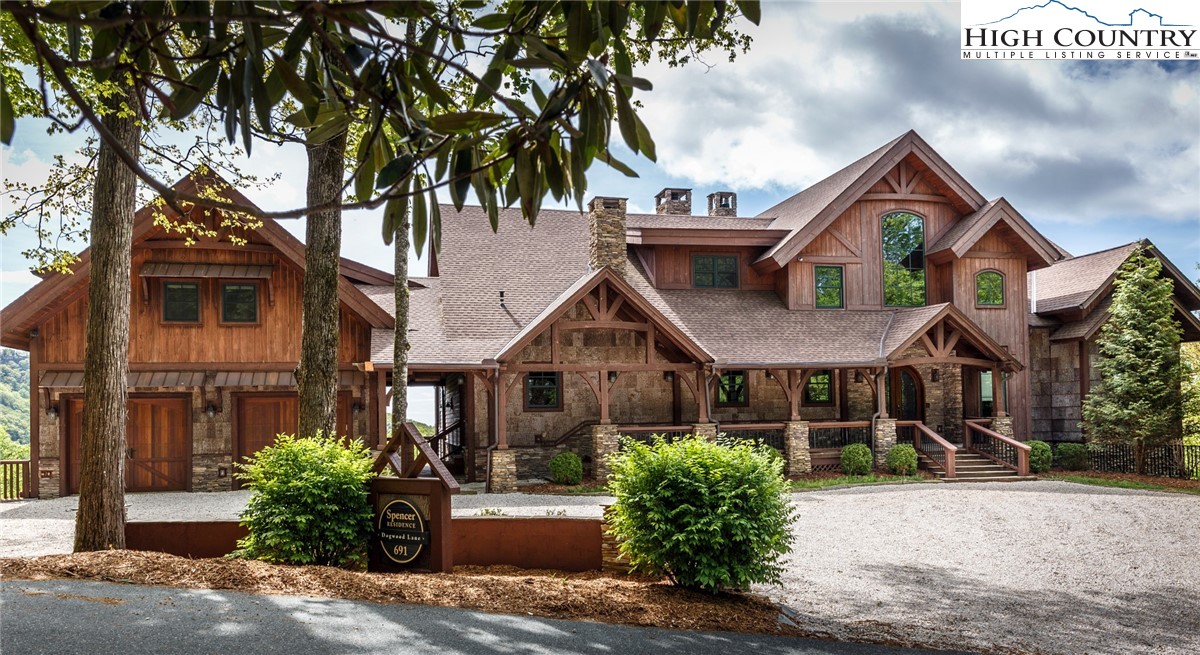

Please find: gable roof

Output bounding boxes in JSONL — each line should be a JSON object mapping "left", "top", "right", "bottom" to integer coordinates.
{"left": 926, "top": 197, "right": 1062, "bottom": 270}
{"left": 753, "top": 130, "right": 988, "bottom": 271}
{"left": 1029, "top": 240, "right": 1200, "bottom": 319}
{"left": 0, "top": 171, "right": 393, "bottom": 350}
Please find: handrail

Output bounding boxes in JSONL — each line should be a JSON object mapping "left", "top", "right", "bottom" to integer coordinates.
{"left": 965, "top": 420, "right": 1030, "bottom": 476}
{"left": 911, "top": 422, "right": 957, "bottom": 479}
{"left": 720, "top": 422, "right": 787, "bottom": 430}
{"left": 426, "top": 420, "right": 463, "bottom": 444}
{"left": 0, "top": 459, "right": 31, "bottom": 501}
{"left": 547, "top": 420, "right": 599, "bottom": 446}
{"left": 808, "top": 421, "right": 871, "bottom": 428}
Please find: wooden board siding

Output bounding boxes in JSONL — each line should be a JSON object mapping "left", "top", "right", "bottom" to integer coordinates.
{"left": 38, "top": 242, "right": 370, "bottom": 365}
{"left": 66, "top": 395, "right": 191, "bottom": 493}
{"left": 653, "top": 245, "right": 775, "bottom": 290}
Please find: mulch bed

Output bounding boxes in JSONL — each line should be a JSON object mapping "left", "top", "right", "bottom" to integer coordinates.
{"left": 1049, "top": 469, "right": 1200, "bottom": 491}
{"left": 0, "top": 551, "right": 797, "bottom": 637}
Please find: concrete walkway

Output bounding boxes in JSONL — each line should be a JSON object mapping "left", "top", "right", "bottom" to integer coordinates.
{"left": 1, "top": 579, "right": 964, "bottom": 655}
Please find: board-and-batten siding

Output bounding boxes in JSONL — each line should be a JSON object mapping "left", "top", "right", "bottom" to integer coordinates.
{"left": 654, "top": 245, "right": 775, "bottom": 290}
{"left": 781, "top": 195, "right": 960, "bottom": 310}
{"left": 36, "top": 243, "right": 371, "bottom": 366}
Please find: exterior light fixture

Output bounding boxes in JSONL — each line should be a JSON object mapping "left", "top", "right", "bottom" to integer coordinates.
{"left": 854, "top": 371, "right": 864, "bottom": 383}
{"left": 205, "top": 403, "right": 218, "bottom": 418}
{"left": 607, "top": 371, "right": 618, "bottom": 383}
{"left": 931, "top": 369, "right": 940, "bottom": 382}
{"left": 352, "top": 402, "right": 366, "bottom": 414}
{"left": 662, "top": 371, "right": 674, "bottom": 382}
{"left": 47, "top": 404, "right": 59, "bottom": 420}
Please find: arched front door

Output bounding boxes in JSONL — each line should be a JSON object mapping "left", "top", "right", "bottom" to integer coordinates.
{"left": 888, "top": 367, "right": 924, "bottom": 422}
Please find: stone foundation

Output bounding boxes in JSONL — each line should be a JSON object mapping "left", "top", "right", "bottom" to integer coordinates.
{"left": 591, "top": 424, "right": 620, "bottom": 483}
{"left": 489, "top": 448, "right": 518, "bottom": 493}
{"left": 784, "top": 421, "right": 811, "bottom": 476}
{"left": 191, "top": 454, "right": 233, "bottom": 492}
{"left": 873, "top": 419, "right": 897, "bottom": 468}
{"left": 600, "top": 505, "right": 631, "bottom": 575}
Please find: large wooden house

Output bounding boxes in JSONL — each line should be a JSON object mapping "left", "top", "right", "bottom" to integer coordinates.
{"left": 5, "top": 131, "right": 1197, "bottom": 497}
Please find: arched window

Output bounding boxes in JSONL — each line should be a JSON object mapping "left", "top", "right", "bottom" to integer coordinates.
{"left": 881, "top": 212, "right": 925, "bottom": 306}
{"left": 976, "top": 270, "right": 1005, "bottom": 306}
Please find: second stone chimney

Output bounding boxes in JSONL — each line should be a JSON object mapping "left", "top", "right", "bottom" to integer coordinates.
{"left": 707, "top": 191, "right": 737, "bottom": 217}
{"left": 654, "top": 188, "right": 692, "bottom": 215}
{"left": 588, "top": 196, "right": 627, "bottom": 275}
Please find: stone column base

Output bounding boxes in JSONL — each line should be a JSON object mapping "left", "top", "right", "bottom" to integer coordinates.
{"left": 591, "top": 424, "right": 620, "bottom": 483}
{"left": 691, "top": 423, "right": 718, "bottom": 441}
{"left": 873, "top": 418, "right": 897, "bottom": 469}
{"left": 784, "top": 421, "right": 811, "bottom": 476}
{"left": 991, "top": 416, "right": 1015, "bottom": 439}
{"left": 600, "top": 505, "right": 632, "bottom": 575}
{"left": 489, "top": 448, "right": 517, "bottom": 493}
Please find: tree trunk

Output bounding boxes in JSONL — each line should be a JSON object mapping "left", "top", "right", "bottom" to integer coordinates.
{"left": 392, "top": 210, "right": 411, "bottom": 454}
{"left": 296, "top": 131, "right": 347, "bottom": 439}
{"left": 74, "top": 87, "right": 141, "bottom": 552}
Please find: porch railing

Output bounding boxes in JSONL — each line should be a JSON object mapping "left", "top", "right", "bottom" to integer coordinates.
{"left": 425, "top": 420, "right": 463, "bottom": 462}
{"left": 721, "top": 422, "right": 786, "bottom": 452}
{"left": 808, "top": 421, "right": 872, "bottom": 449}
{"left": 902, "top": 421, "right": 957, "bottom": 478}
{"left": 0, "top": 459, "right": 31, "bottom": 501}
{"left": 965, "top": 420, "right": 1030, "bottom": 476}
{"left": 619, "top": 425, "right": 691, "bottom": 446}
{"left": 896, "top": 423, "right": 916, "bottom": 446}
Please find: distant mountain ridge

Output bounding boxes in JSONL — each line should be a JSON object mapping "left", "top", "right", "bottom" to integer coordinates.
{"left": 975, "top": 1, "right": 1189, "bottom": 27}
{"left": 0, "top": 348, "right": 30, "bottom": 447}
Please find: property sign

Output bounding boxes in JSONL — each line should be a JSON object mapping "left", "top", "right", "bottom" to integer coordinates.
{"left": 377, "top": 497, "right": 430, "bottom": 565}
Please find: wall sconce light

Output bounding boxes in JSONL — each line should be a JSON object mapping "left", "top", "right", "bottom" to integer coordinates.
{"left": 607, "top": 371, "right": 618, "bottom": 384}
{"left": 205, "top": 403, "right": 218, "bottom": 418}
{"left": 764, "top": 370, "right": 773, "bottom": 380}
{"left": 662, "top": 371, "right": 674, "bottom": 382}
{"left": 352, "top": 402, "right": 366, "bottom": 414}
{"left": 930, "top": 369, "right": 940, "bottom": 383}
{"left": 47, "top": 404, "right": 59, "bottom": 420}
{"left": 854, "top": 371, "right": 864, "bottom": 383}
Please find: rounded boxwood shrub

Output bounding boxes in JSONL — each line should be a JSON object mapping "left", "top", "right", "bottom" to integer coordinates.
{"left": 606, "top": 435, "right": 796, "bottom": 593}
{"left": 548, "top": 451, "right": 583, "bottom": 485}
{"left": 841, "top": 443, "right": 873, "bottom": 475}
{"left": 1027, "top": 440, "right": 1052, "bottom": 473}
{"left": 885, "top": 444, "right": 918, "bottom": 475}
{"left": 233, "top": 433, "right": 375, "bottom": 568}
{"left": 1057, "top": 442, "right": 1090, "bottom": 471}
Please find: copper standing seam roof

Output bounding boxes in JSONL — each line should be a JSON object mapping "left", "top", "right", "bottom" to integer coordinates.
{"left": 39, "top": 370, "right": 364, "bottom": 388}
{"left": 139, "top": 262, "right": 274, "bottom": 279}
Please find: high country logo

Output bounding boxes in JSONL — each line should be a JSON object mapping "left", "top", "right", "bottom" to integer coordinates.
{"left": 960, "top": 0, "right": 1199, "bottom": 59}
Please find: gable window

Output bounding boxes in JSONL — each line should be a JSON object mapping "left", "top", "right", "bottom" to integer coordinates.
{"left": 524, "top": 372, "right": 562, "bottom": 411}
{"left": 975, "top": 270, "right": 1004, "bottom": 307}
{"left": 693, "top": 255, "right": 738, "bottom": 289}
{"left": 803, "top": 370, "right": 833, "bottom": 405}
{"left": 814, "top": 266, "right": 844, "bottom": 309}
{"left": 221, "top": 283, "right": 259, "bottom": 323}
{"left": 162, "top": 281, "right": 200, "bottom": 323}
{"left": 716, "top": 370, "right": 748, "bottom": 407}
{"left": 881, "top": 212, "right": 925, "bottom": 306}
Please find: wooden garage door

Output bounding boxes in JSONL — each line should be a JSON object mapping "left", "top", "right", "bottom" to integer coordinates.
{"left": 66, "top": 396, "right": 191, "bottom": 494}
{"left": 234, "top": 393, "right": 351, "bottom": 488}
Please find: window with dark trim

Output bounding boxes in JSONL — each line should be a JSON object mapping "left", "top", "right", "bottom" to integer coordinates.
{"left": 716, "top": 370, "right": 748, "bottom": 406}
{"left": 979, "top": 370, "right": 994, "bottom": 416}
{"left": 692, "top": 255, "right": 739, "bottom": 289}
{"left": 814, "top": 265, "right": 844, "bottom": 308}
{"left": 524, "top": 372, "right": 562, "bottom": 410}
{"left": 221, "top": 283, "right": 259, "bottom": 323}
{"left": 975, "top": 270, "right": 1004, "bottom": 307}
{"left": 162, "top": 281, "right": 200, "bottom": 323}
{"left": 803, "top": 370, "right": 833, "bottom": 405}
{"left": 881, "top": 211, "right": 926, "bottom": 306}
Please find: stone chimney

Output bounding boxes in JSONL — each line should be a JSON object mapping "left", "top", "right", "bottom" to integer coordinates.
{"left": 707, "top": 191, "right": 737, "bottom": 217}
{"left": 654, "top": 188, "right": 692, "bottom": 215}
{"left": 588, "top": 196, "right": 627, "bottom": 275}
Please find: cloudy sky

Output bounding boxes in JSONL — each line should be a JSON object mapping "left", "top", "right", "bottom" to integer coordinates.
{"left": 2, "top": 1, "right": 1198, "bottom": 422}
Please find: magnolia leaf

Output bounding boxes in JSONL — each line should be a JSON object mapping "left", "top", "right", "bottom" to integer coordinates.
{"left": 376, "top": 153, "right": 416, "bottom": 190}
{"left": 272, "top": 53, "right": 317, "bottom": 106}
{"left": 613, "top": 84, "right": 640, "bottom": 155}
{"left": 429, "top": 111, "right": 505, "bottom": 133}
{"left": 472, "top": 13, "right": 511, "bottom": 30}
{"left": 599, "top": 150, "right": 639, "bottom": 178}
{"left": 740, "top": 0, "right": 762, "bottom": 25}
{"left": 412, "top": 187, "right": 428, "bottom": 257}
{"left": 169, "top": 60, "right": 221, "bottom": 121}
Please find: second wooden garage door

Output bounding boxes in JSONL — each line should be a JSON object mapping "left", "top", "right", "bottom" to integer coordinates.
{"left": 234, "top": 393, "right": 351, "bottom": 487}
{"left": 66, "top": 395, "right": 191, "bottom": 494}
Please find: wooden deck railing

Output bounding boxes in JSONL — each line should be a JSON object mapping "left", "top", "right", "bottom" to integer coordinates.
{"left": 425, "top": 420, "right": 463, "bottom": 462}
{"left": 901, "top": 421, "right": 957, "bottom": 478}
{"left": 721, "top": 422, "right": 787, "bottom": 451}
{"left": 1, "top": 459, "right": 32, "bottom": 501}
{"left": 808, "top": 421, "right": 872, "bottom": 449}
{"left": 965, "top": 420, "right": 1030, "bottom": 476}
{"left": 618, "top": 425, "right": 691, "bottom": 445}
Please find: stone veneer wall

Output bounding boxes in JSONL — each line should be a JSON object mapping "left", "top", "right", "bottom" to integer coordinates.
{"left": 1028, "top": 328, "right": 1054, "bottom": 441}
{"left": 1026, "top": 332, "right": 1100, "bottom": 443}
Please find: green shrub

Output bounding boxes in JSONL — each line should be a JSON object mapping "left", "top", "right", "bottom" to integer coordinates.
{"left": 1028, "top": 440, "right": 1052, "bottom": 473}
{"left": 841, "top": 443, "right": 873, "bottom": 475}
{"left": 606, "top": 435, "right": 796, "bottom": 593}
{"left": 548, "top": 451, "right": 583, "bottom": 485}
{"left": 884, "top": 444, "right": 918, "bottom": 475}
{"left": 1057, "top": 443, "right": 1090, "bottom": 471}
{"left": 233, "top": 434, "right": 375, "bottom": 568}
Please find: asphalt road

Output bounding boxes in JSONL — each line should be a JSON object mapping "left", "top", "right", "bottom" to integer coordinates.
{"left": 0, "top": 579, "right": 971, "bottom": 655}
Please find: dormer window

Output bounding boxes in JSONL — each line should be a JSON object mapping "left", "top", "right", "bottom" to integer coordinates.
{"left": 881, "top": 211, "right": 926, "bottom": 307}
{"left": 693, "top": 255, "right": 738, "bottom": 289}
{"left": 815, "top": 266, "right": 844, "bottom": 309}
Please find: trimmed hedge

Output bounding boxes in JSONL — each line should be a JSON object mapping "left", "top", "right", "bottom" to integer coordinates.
{"left": 548, "top": 451, "right": 583, "bottom": 485}
{"left": 885, "top": 444, "right": 918, "bottom": 475}
{"left": 1028, "top": 440, "right": 1052, "bottom": 473}
{"left": 841, "top": 443, "right": 873, "bottom": 475}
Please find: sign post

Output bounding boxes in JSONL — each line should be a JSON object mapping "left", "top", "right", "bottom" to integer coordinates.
{"left": 368, "top": 422, "right": 459, "bottom": 573}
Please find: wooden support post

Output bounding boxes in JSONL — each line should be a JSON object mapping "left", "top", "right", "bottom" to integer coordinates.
{"left": 671, "top": 371, "right": 682, "bottom": 425}
{"left": 787, "top": 369, "right": 801, "bottom": 420}
{"left": 28, "top": 334, "right": 39, "bottom": 499}
{"left": 496, "top": 373, "right": 509, "bottom": 449}
{"left": 992, "top": 364, "right": 1006, "bottom": 417}
{"left": 464, "top": 372, "right": 476, "bottom": 483}
{"left": 374, "top": 371, "right": 387, "bottom": 450}
{"left": 696, "top": 370, "right": 709, "bottom": 423}
{"left": 599, "top": 370, "right": 611, "bottom": 424}
{"left": 876, "top": 370, "right": 889, "bottom": 419}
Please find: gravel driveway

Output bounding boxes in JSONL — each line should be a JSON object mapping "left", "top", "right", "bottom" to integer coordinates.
{"left": 3, "top": 481, "right": 1197, "bottom": 654}
{"left": 762, "top": 481, "right": 1200, "bottom": 655}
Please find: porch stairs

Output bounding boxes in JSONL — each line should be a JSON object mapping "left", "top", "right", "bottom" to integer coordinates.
{"left": 918, "top": 450, "right": 1032, "bottom": 482}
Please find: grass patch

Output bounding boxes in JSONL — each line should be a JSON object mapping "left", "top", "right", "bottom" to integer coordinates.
{"left": 790, "top": 474, "right": 926, "bottom": 491}
{"left": 1044, "top": 474, "right": 1200, "bottom": 495}
{"left": 559, "top": 484, "right": 610, "bottom": 495}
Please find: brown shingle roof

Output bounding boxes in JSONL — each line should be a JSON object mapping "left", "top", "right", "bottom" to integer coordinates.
{"left": 1050, "top": 297, "right": 1111, "bottom": 342}
{"left": 626, "top": 214, "right": 777, "bottom": 230}
{"left": 1029, "top": 242, "right": 1140, "bottom": 315}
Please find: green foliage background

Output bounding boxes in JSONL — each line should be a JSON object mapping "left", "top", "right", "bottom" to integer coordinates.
{"left": 0, "top": 348, "right": 30, "bottom": 452}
